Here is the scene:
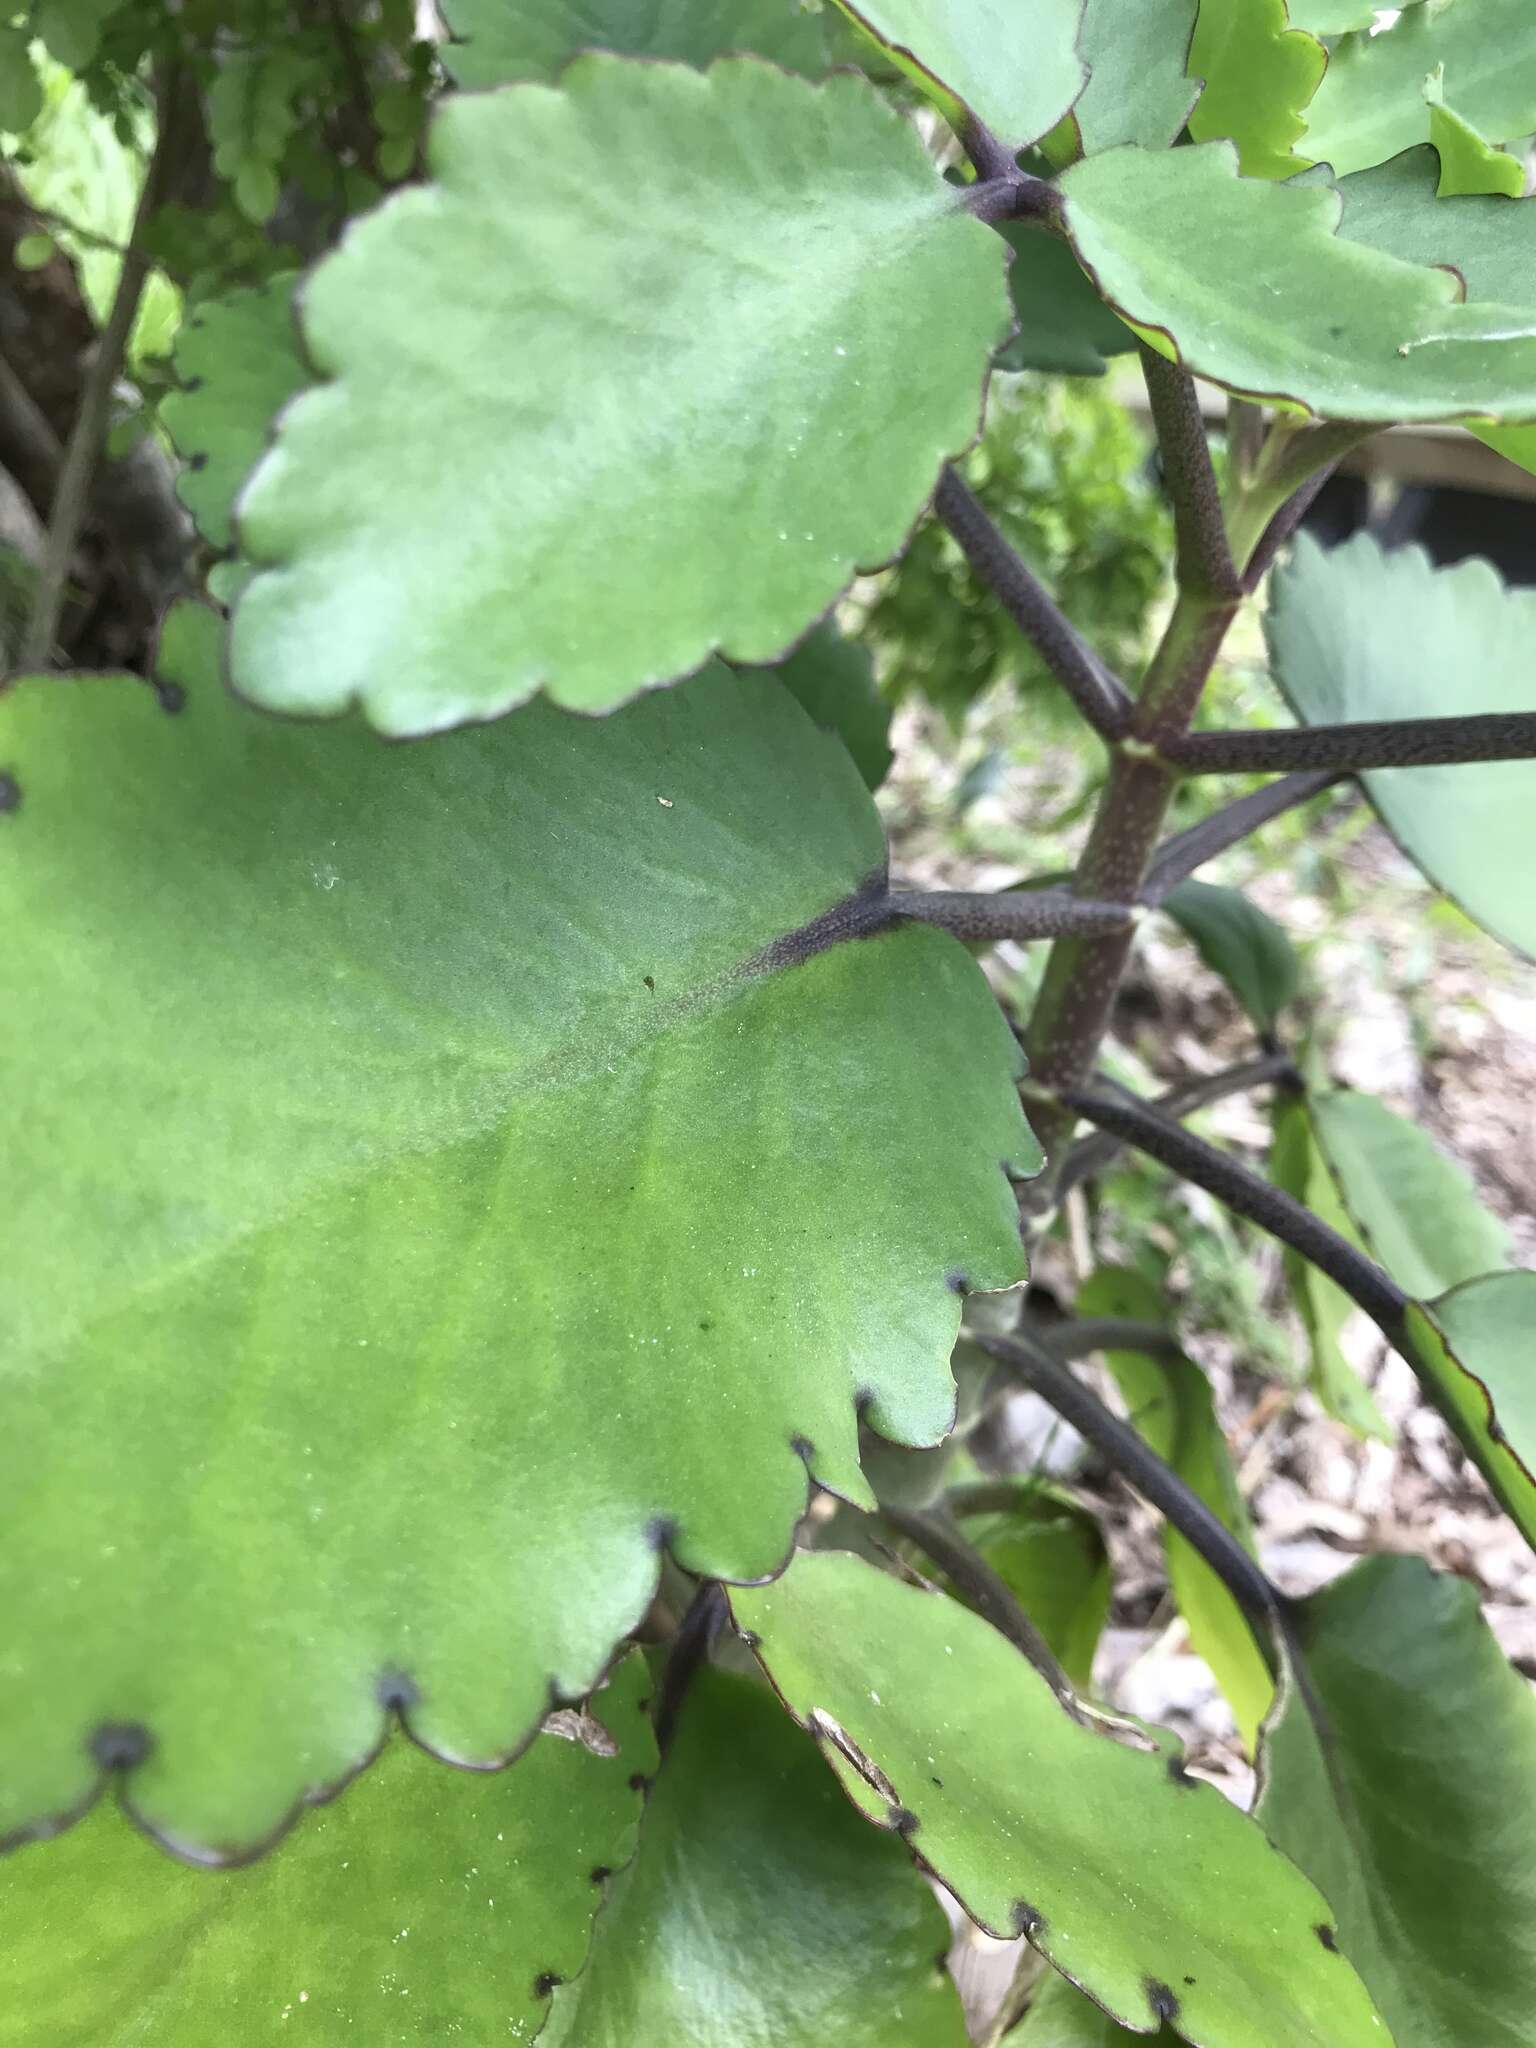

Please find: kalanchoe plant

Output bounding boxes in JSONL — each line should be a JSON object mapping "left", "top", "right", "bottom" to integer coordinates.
{"left": 4, "top": 1, "right": 1536, "bottom": 2042}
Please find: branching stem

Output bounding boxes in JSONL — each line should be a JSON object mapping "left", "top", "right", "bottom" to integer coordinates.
{"left": 1052, "top": 1053, "right": 1300, "bottom": 1197}
{"left": 1167, "top": 712, "right": 1536, "bottom": 776}
{"left": 1142, "top": 771, "right": 1345, "bottom": 900}
{"left": 890, "top": 889, "right": 1135, "bottom": 943}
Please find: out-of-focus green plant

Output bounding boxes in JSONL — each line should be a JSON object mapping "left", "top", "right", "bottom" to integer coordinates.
{"left": 865, "top": 375, "right": 1171, "bottom": 728}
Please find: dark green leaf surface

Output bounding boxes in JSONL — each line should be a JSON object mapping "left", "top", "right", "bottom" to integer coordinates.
{"left": 1067, "top": 0, "right": 1201, "bottom": 157}
{"left": 734, "top": 1550, "right": 1386, "bottom": 2048}
{"left": 0, "top": 660, "right": 1033, "bottom": 1858}
{"left": 1266, "top": 532, "right": 1536, "bottom": 957}
{"left": 763, "top": 621, "right": 893, "bottom": 790}
{"left": 0, "top": 1653, "right": 655, "bottom": 2047}
{"left": 1257, "top": 1555, "right": 1536, "bottom": 2048}
{"left": 543, "top": 1668, "right": 968, "bottom": 2047}
{"left": 1186, "top": 0, "right": 1325, "bottom": 180}
{"left": 1059, "top": 141, "right": 1536, "bottom": 422}
{"left": 230, "top": 59, "right": 1009, "bottom": 735}
{"left": 1078, "top": 1270, "right": 1273, "bottom": 1746}
{"left": 1301, "top": 0, "right": 1536, "bottom": 178}
{"left": 1269, "top": 1096, "right": 1395, "bottom": 1443}
{"left": 830, "top": 0, "right": 1086, "bottom": 147}
{"left": 161, "top": 276, "right": 304, "bottom": 551}
{"left": 1019, "top": 1969, "right": 1169, "bottom": 2042}
{"left": 440, "top": 0, "right": 829, "bottom": 84}
{"left": 1310, "top": 1089, "right": 1511, "bottom": 1302}
{"left": 1162, "top": 879, "right": 1298, "bottom": 1034}
{"left": 998, "top": 225, "right": 1137, "bottom": 377}
{"left": 951, "top": 1482, "right": 1111, "bottom": 1692}
{"left": 1404, "top": 1273, "right": 1536, "bottom": 1549}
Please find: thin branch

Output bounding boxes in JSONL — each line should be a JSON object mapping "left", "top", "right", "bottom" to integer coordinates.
{"left": 654, "top": 1580, "right": 727, "bottom": 1756}
{"left": 1142, "top": 771, "right": 1346, "bottom": 901}
{"left": 1166, "top": 712, "right": 1536, "bottom": 776}
{"left": 1241, "top": 464, "right": 1337, "bottom": 591}
{"left": 879, "top": 1504, "right": 1081, "bottom": 1712}
{"left": 1053, "top": 1053, "right": 1301, "bottom": 1199}
{"left": 20, "top": 86, "right": 176, "bottom": 669}
{"left": 973, "top": 1329, "right": 1286, "bottom": 1635}
{"left": 934, "top": 466, "right": 1133, "bottom": 738}
{"left": 1055, "top": 1086, "right": 1408, "bottom": 1335}
{"left": 1139, "top": 345, "right": 1241, "bottom": 600}
{"left": 890, "top": 888, "right": 1136, "bottom": 943}
{"left": 1039, "top": 1317, "right": 1184, "bottom": 1363}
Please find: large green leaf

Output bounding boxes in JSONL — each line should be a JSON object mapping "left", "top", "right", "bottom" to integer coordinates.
{"left": 1266, "top": 532, "right": 1536, "bottom": 957}
{"left": 1162, "top": 879, "right": 1298, "bottom": 1035}
{"left": 1336, "top": 144, "right": 1533, "bottom": 298}
{"left": 1301, "top": 0, "right": 1536, "bottom": 178}
{"left": 0, "top": 1651, "right": 654, "bottom": 2046}
{"left": 1403, "top": 1273, "right": 1536, "bottom": 1548}
{"left": 0, "top": 659, "right": 1034, "bottom": 1859}
{"left": 829, "top": 0, "right": 1086, "bottom": 148}
{"left": 1269, "top": 1096, "right": 1395, "bottom": 1442}
{"left": 1078, "top": 1269, "right": 1273, "bottom": 1747}
{"left": 1067, "top": 0, "right": 1201, "bottom": 157}
{"left": 1186, "top": 0, "right": 1326, "bottom": 180}
{"left": 1257, "top": 1555, "right": 1536, "bottom": 2047}
{"left": 1017, "top": 1969, "right": 1167, "bottom": 2043}
{"left": 763, "top": 620, "right": 893, "bottom": 791}
{"left": 733, "top": 1550, "right": 1386, "bottom": 2048}
{"left": 440, "top": 0, "right": 829, "bottom": 85}
{"left": 229, "top": 58, "right": 1009, "bottom": 737}
{"left": 1309, "top": 1089, "right": 1511, "bottom": 1302}
{"left": 1424, "top": 68, "right": 1526, "bottom": 198}
{"left": 1059, "top": 140, "right": 1536, "bottom": 422}
{"left": 543, "top": 1667, "right": 968, "bottom": 2046}
{"left": 161, "top": 276, "right": 304, "bottom": 552}
{"left": 998, "top": 224, "right": 1137, "bottom": 376}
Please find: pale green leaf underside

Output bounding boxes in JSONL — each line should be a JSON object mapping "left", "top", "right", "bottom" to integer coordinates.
{"left": 439, "top": 0, "right": 829, "bottom": 86}
{"left": 0, "top": 1653, "right": 655, "bottom": 2046}
{"left": 1069, "top": 0, "right": 1201, "bottom": 157}
{"left": 230, "top": 58, "right": 1009, "bottom": 737}
{"left": 1162, "top": 878, "right": 1298, "bottom": 1033}
{"left": 1309, "top": 1089, "right": 1511, "bottom": 1303}
{"left": 160, "top": 275, "right": 305, "bottom": 551}
{"left": 1269, "top": 1096, "right": 1395, "bottom": 1443}
{"left": 1186, "top": 0, "right": 1325, "bottom": 180}
{"left": 1078, "top": 1269, "right": 1272, "bottom": 1748}
{"left": 1336, "top": 146, "right": 1533, "bottom": 306}
{"left": 0, "top": 660, "right": 1033, "bottom": 1859}
{"left": 1266, "top": 531, "right": 1536, "bottom": 957}
{"left": 1258, "top": 1556, "right": 1536, "bottom": 2048}
{"left": 734, "top": 1551, "right": 1385, "bottom": 2048}
{"left": 831, "top": 0, "right": 1086, "bottom": 147}
{"left": 543, "top": 1668, "right": 967, "bottom": 2046}
{"left": 1060, "top": 141, "right": 1536, "bottom": 423}
{"left": 1284, "top": 0, "right": 1396, "bottom": 30}
{"left": 1405, "top": 1273, "right": 1536, "bottom": 1549}
{"left": 1302, "top": 0, "right": 1536, "bottom": 179}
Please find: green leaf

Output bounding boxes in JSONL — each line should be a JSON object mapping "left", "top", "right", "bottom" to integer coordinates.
{"left": 543, "top": 1668, "right": 968, "bottom": 2047}
{"left": 1309, "top": 1089, "right": 1512, "bottom": 1302}
{"left": 1064, "top": 0, "right": 1202, "bottom": 157}
{"left": 1268, "top": 1096, "right": 1395, "bottom": 1443}
{"left": 1336, "top": 143, "right": 1532, "bottom": 300}
{"left": 0, "top": 1652, "right": 655, "bottom": 2045}
{"left": 1301, "top": 0, "right": 1536, "bottom": 179}
{"left": 161, "top": 276, "right": 305, "bottom": 551}
{"left": 1017, "top": 1968, "right": 1165, "bottom": 2042}
{"left": 1077, "top": 1269, "right": 1273, "bottom": 1747}
{"left": 762, "top": 621, "right": 893, "bottom": 791}
{"left": 30, "top": 0, "right": 116, "bottom": 71}
{"left": 829, "top": 0, "right": 1087, "bottom": 148}
{"left": 734, "top": 1550, "right": 1387, "bottom": 2048}
{"left": 1266, "top": 531, "right": 1536, "bottom": 957}
{"left": 1424, "top": 67, "right": 1526, "bottom": 197}
{"left": 0, "top": 658, "right": 1034, "bottom": 1859}
{"left": 1186, "top": 0, "right": 1326, "bottom": 180}
{"left": 1257, "top": 1554, "right": 1536, "bottom": 2048}
{"left": 1403, "top": 1272, "right": 1536, "bottom": 1549}
{"left": 229, "top": 59, "right": 1010, "bottom": 736}
{"left": 1162, "top": 878, "right": 1298, "bottom": 1034}
{"left": 1474, "top": 418, "right": 1536, "bottom": 477}
{"left": 1284, "top": 0, "right": 1393, "bottom": 29}
{"left": 1059, "top": 139, "right": 1536, "bottom": 423}
{"left": 998, "top": 224, "right": 1137, "bottom": 377}
{"left": 951, "top": 1482, "right": 1111, "bottom": 1692}
{"left": 0, "top": 27, "right": 43, "bottom": 135}
{"left": 439, "top": 0, "right": 830, "bottom": 86}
